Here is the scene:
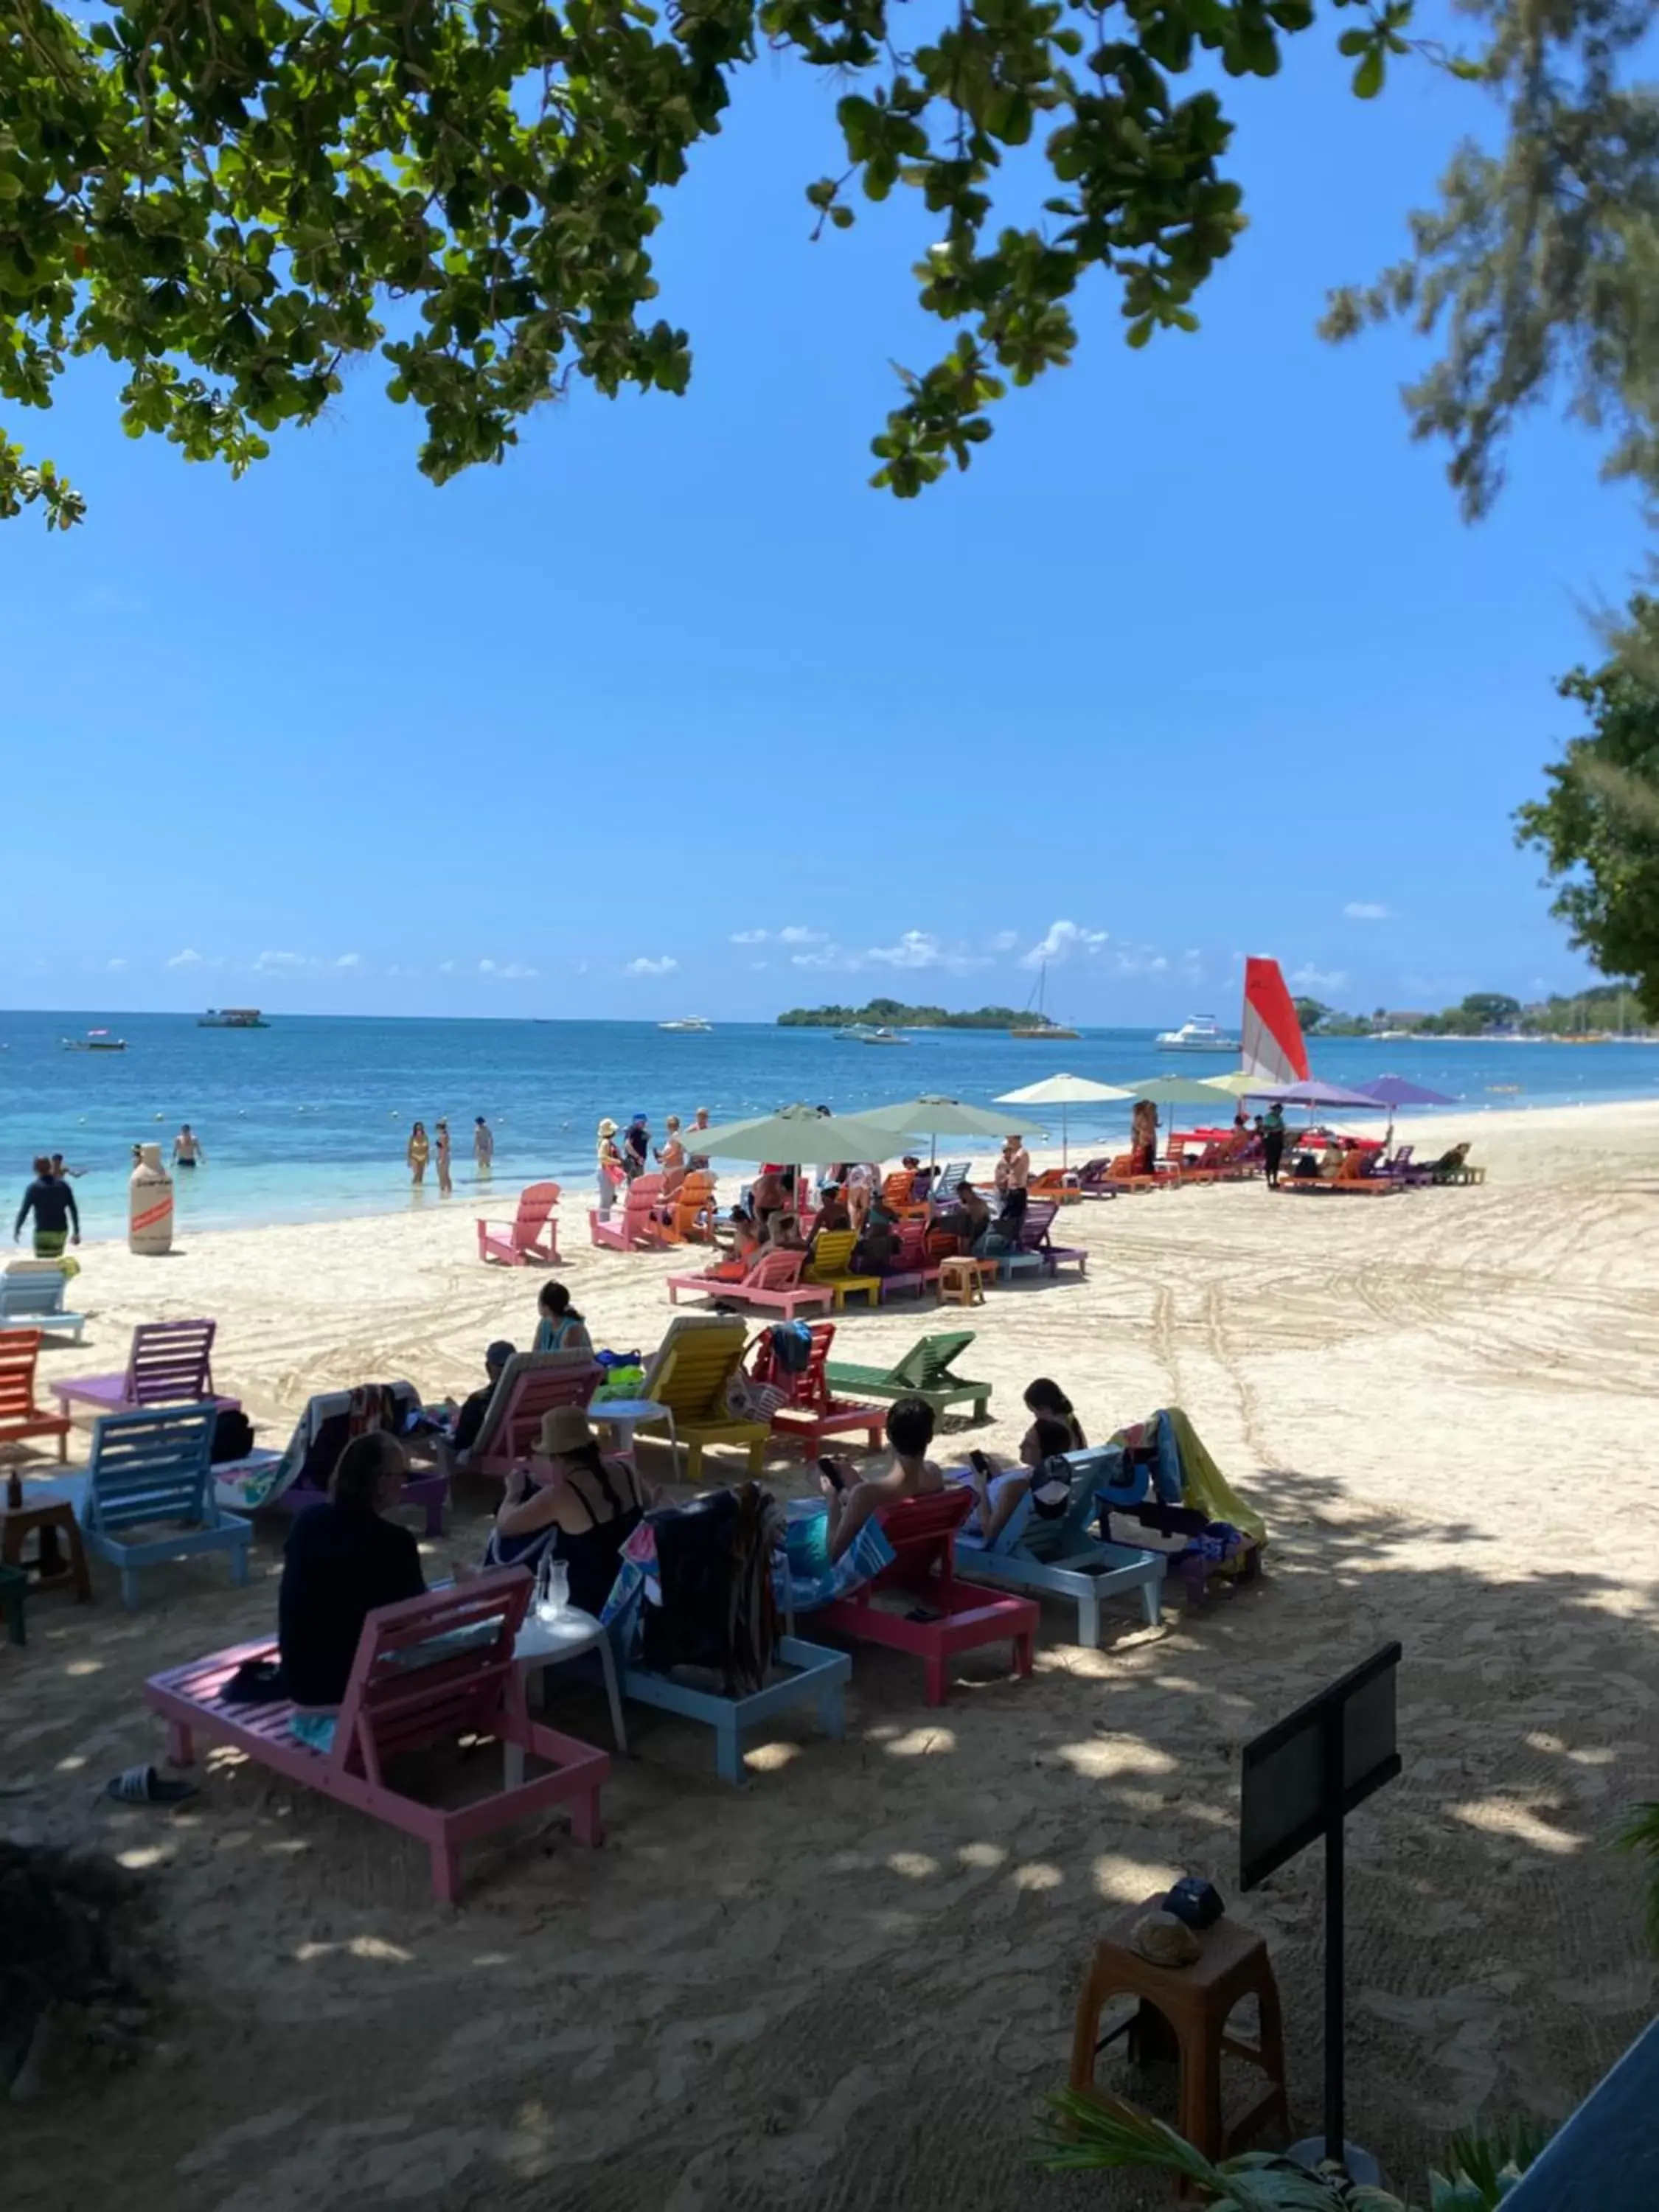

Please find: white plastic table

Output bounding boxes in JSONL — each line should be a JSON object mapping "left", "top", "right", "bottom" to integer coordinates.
{"left": 590, "top": 1397, "right": 677, "bottom": 1467}
{"left": 506, "top": 1605, "right": 628, "bottom": 1784}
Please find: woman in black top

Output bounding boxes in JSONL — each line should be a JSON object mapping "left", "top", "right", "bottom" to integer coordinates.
{"left": 13, "top": 1155, "right": 80, "bottom": 1259}
{"left": 278, "top": 1433, "right": 425, "bottom": 1706}
{"left": 484, "top": 1405, "right": 649, "bottom": 1617}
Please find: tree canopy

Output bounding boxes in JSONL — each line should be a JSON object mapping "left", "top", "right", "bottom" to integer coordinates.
{"left": 1516, "top": 594, "right": 1659, "bottom": 1019}
{"left": 1, "top": 0, "right": 1443, "bottom": 528}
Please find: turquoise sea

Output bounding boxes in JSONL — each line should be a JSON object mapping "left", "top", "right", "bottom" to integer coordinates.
{"left": 4, "top": 1010, "right": 1657, "bottom": 1238}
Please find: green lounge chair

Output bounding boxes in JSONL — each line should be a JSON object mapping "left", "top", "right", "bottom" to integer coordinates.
{"left": 823, "top": 1331, "right": 992, "bottom": 1423}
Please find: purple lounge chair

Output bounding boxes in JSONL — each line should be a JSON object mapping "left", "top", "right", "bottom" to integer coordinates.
{"left": 52, "top": 1319, "right": 240, "bottom": 1418}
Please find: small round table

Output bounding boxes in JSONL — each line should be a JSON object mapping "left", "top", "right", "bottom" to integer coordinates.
{"left": 590, "top": 1397, "right": 677, "bottom": 1468}
{"left": 505, "top": 1605, "right": 629, "bottom": 1785}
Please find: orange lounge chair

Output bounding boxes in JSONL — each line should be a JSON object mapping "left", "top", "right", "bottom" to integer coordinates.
{"left": 1280, "top": 1150, "right": 1399, "bottom": 1196}
{"left": 880, "top": 1171, "right": 928, "bottom": 1223}
{"left": 0, "top": 1328, "right": 72, "bottom": 1464}
{"left": 652, "top": 1169, "right": 717, "bottom": 1245}
{"left": 476, "top": 1181, "right": 561, "bottom": 1267}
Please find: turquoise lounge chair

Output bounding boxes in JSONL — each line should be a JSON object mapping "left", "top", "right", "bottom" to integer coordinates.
{"left": 48, "top": 1404, "right": 251, "bottom": 1610}
{"left": 953, "top": 1448, "right": 1162, "bottom": 1646}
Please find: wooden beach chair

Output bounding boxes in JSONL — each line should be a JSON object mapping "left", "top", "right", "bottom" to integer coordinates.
{"left": 51, "top": 1318, "right": 240, "bottom": 1419}
{"left": 666, "top": 1247, "right": 834, "bottom": 1321}
{"left": 49, "top": 1405, "right": 251, "bottom": 1610}
{"left": 588, "top": 1174, "right": 665, "bottom": 1251}
{"left": 875, "top": 1218, "right": 935, "bottom": 1303}
{"left": 824, "top": 1332, "right": 992, "bottom": 1422}
{"left": 953, "top": 1451, "right": 1163, "bottom": 1646}
{"left": 456, "top": 1351, "right": 605, "bottom": 1483}
{"left": 634, "top": 1315, "right": 770, "bottom": 1481}
{"left": 1014, "top": 1198, "right": 1089, "bottom": 1276}
{"left": 143, "top": 1571, "right": 609, "bottom": 1903}
{"left": 0, "top": 1263, "right": 87, "bottom": 1341}
{"left": 745, "top": 1323, "right": 886, "bottom": 1456}
{"left": 653, "top": 1169, "right": 717, "bottom": 1245}
{"left": 802, "top": 1229, "right": 882, "bottom": 1312}
{"left": 815, "top": 1489, "right": 1039, "bottom": 1706}
{"left": 880, "top": 1170, "right": 928, "bottom": 1222}
{"left": 0, "top": 1328, "right": 72, "bottom": 1464}
{"left": 476, "top": 1181, "right": 561, "bottom": 1267}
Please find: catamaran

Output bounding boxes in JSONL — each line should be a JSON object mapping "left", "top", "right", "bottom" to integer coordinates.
{"left": 1009, "top": 962, "right": 1079, "bottom": 1040}
{"left": 658, "top": 1017, "right": 714, "bottom": 1033}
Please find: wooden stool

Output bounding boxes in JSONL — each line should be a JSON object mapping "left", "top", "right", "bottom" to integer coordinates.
{"left": 936, "top": 1256, "right": 984, "bottom": 1309}
{"left": 1, "top": 1498, "right": 93, "bottom": 1606}
{"left": 1070, "top": 1898, "right": 1290, "bottom": 2166}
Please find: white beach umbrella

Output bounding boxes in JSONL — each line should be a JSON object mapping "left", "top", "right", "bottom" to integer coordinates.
{"left": 994, "top": 1073, "right": 1133, "bottom": 1167}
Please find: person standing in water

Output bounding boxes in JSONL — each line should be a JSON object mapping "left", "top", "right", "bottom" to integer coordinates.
{"left": 434, "top": 1119, "right": 453, "bottom": 1196}
{"left": 13, "top": 1155, "right": 80, "bottom": 1259}
{"left": 172, "top": 1124, "right": 205, "bottom": 1170}
{"left": 473, "top": 1116, "right": 494, "bottom": 1178}
{"left": 407, "top": 1121, "right": 430, "bottom": 1186}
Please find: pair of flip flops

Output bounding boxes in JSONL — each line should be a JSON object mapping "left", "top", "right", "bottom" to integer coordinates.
{"left": 103, "top": 1764, "right": 197, "bottom": 1806}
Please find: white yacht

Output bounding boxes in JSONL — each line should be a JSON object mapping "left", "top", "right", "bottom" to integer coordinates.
{"left": 1156, "top": 1015, "right": 1237, "bottom": 1053}
{"left": 658, "top": 1017, "right": 714, "bottom": 1033}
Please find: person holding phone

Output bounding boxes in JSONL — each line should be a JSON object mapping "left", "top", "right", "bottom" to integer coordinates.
{"left": 816, "top": 1396, "right": 944, "bottom": 1562}
{"left": 961, "top": 1416, "right": 1074, "bottom": 1546}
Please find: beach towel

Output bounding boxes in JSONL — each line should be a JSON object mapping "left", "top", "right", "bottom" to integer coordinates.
{"left": 613, "top": 1486, "right": 784, "bottom": 1697}
{"left": 214, "top": 1380, "right": 420, "bottom": 1514}
{"left": 1107, "top": 1408, "right": 1267, "bottom": 1545}
{"left": 775, "top": 1503, "right": 896, "bottom": 1614}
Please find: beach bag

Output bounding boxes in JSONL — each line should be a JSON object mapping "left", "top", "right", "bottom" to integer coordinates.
{"left": 768, "top": 1322, "right": 813, "bottom": 1377}
{"left": 641, "top": 1486, "right": 780, "bottom": 1696}
{"left": 726, "top": 1372, "right": 785, "bottom": 1422}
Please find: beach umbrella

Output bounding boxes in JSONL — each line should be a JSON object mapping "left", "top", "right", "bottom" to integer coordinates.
{"left": 1353, "top": 1074, "right": 1457, "bottom": 1147}
{"left": 1249, "top": 1079, "right": 1388, "bottom": 1110}
{"left": 856, "top": 1093, "right": 1047, "bottom": 1167}
{"left": 684, "top": 1102, "right": 902, "bottom": 1168}
{"left": 994, "top": 1073, "right": 1131, "bottom": 1168}
{"left": 1195, "top": 1068, "right": 1261, "bottom": 1097}
{"left": 1120, "top": 1075, "right": 1245, "bottom": 1108}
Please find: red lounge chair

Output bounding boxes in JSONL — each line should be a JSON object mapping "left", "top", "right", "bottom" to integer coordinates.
{"left": 0, "top": 1328, "right": 72, "bottom": 1464}
{"left": 143, "top": 1571, "right": 608, "bottom": 1904}
{"left": 476, "top": 1181, "right": 561, "bottom": 1267}
{"left": 816, "top": 1489, "right": 1039, "bottom": 1705}
{"left": 746, "top": 1322, "right": 885, "bottom": 1455}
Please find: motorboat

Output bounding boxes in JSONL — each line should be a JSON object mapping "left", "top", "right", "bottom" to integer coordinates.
{"left": 1156, "top": 1015, "right": 1237, "bottom": 1053}
{"left": 838, "top": 1024, "right": 909, "bottom": 1045}
{"left": 658, "top": 1017, "right": 714, "bottom": 1033}
{"left": 198, "top": 1008, "right": 269, "bottom": 1029}
{"left": 63, "top": 1029, "right": 126, "bottom": 1051}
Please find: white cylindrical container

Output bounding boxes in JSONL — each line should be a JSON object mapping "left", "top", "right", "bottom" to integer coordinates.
{"left": 129, "top": 1143, "right": 175, "bottom": 1256}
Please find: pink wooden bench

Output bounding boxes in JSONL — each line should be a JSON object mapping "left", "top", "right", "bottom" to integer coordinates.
{"left": 816, "top": 1489, "right": 1040, "bottom": 1706}
{"left": 142, "top": 1571, "right": 608, "bottom": 1903}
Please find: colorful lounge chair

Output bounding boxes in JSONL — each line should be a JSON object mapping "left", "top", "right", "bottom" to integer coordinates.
{"left": 635, "top": 1315, "right": 771, "bottom": 1481}
{"left": 1072, "top": 1158, "right": 1122, "bottom": 1200}
{"left": 0, "top": 1262, "right": 87, "bottom": 1341}
{"left": 0, "top": 1327, "right": 72, "bottom": 1464}
{"left": 745, "top": 1322, "right": 886, "bottom": 1456}
{"left": 454, "top": 1350, "right": 605, "bottom": 1483}
{"left": 52, "top": 1404, "right": 251, "bottom": 1610}
{"left": 802, "top": 1229, "right": 882, "bottom": 1312}
{"left": 824, "top": 1331, "right": 992, "bottom": 1422}
{"left": 666, "top": 1247, "right": 834, "bottom": 1320}
{"left": 875, "top": 1217, "right": 936, "bottom": 1303}
{"left": 51, "top": 1318, "right": 239, "bottom": 1419}
{"left": 476, "top": 1181, "right": 561, "bottom": 1267}
{"left": 1012, "top": 1198, "right": 1090, "bottom": 1276}
{"left": 653, "top": 1169, "right": 717, "bottom": 1245}
{"left": 588, "top": 1173, "right": 666, "bottom": 1251}
{"left": 221, "top": 1381, "right": 448, "bottom": 1534}
{"left": 143, "top": 1571, "right": 608, "bottom": 1902}
{"left": 953, "top": 1450, "right": 1162, "bottom": 1646}
{"left": 815, "top": 1489, "right": 1039, "bottom": 1705}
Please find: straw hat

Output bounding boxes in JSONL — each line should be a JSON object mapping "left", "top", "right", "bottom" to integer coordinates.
{"left": 597, "top": 1117, "right": 618, "bottom": 1137}
{"left": 538, "top": 1405, "right": 595, "bottom": 1458}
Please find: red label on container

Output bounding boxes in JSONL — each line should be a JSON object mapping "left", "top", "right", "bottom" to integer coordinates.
{"left": 131, "top": 1197, "right": 174, "bottom": 1232}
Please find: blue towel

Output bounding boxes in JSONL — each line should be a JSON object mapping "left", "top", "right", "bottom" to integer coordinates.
{"left": 289, "top": 1711, "right": 337, "bottom": 1755}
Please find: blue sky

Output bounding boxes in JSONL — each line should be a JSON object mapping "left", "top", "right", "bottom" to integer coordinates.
{"left": 0, "top": 18, "right": 1646, "bottom": 1025}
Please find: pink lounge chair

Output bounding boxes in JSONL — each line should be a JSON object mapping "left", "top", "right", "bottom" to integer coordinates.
{"left": 815, "top": 1489, "right": 1040, "bottom": 1706}
{"left": 52, "top": 1319, "right": 240, "bottom": 1419}
{"left": 746, "top": 1321, "right": 886, "bottom": 1455}
{"left": 476, "top": 1182, "right": 561, "bottom": 1267}
{"left": 666, "top": 1247, "right": 834, "bottom": 1321}
{"left": 588, "top": 1175, "right": 665, "bottom": 1252}
{"left": 142, "top": 1571, "right": 608, "bottom": 1904}
{"left": 455, "top": 1351, "right": 605, "bottom": 1484}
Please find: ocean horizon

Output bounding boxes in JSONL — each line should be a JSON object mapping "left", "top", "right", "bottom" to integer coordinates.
{"left": 7, "top": 1008, "right": 1658, "bottom": 1238}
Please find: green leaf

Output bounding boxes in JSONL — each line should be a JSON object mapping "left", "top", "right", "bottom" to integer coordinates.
{"left": 1353, "top": 44, "right": 1385, "bottom": 96}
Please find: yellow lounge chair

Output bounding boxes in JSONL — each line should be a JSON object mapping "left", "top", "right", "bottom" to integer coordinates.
{"left": 803, "top": 1229, "right": 881, "bottom": 1312}
{"left": 636, "top": 1315, "right": 769, "bottom": 1482}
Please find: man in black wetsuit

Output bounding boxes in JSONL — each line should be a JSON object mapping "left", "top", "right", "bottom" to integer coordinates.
{"left": 13, "top": 1155, "right": 80, "bottom": 1258}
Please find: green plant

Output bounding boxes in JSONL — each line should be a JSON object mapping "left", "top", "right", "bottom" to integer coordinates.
{"left": 1615, "top": 1801, "right": 1659, "bottom": 1954}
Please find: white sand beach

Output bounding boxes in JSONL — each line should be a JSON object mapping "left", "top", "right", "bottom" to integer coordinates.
{"left": 5, "top": 1099, "right": 1658, "bottom": 2210}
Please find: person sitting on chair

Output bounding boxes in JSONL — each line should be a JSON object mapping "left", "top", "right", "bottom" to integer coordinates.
{"left": 483, "top": 1406, "right": 653, "bottom": 1616}
{"left": 534, "top": 1281, "right": 592, "bottom": 1354}
{"left": 813, "top": 1182, "right": 852, "bottom": 1236}
{"left": 817, "top": 1396, "right": 944, "bottom": 1562}
{"left": 963, "top": 1415, "right": 1076, "bottom": 1545}
{"left": 441, "top": 1338, "right": 515, "bottom": 1468}
{"left": 277, "top": 1433, "right": 426, "bottom": 1708}
{"left": 1023, "top": 1377, "right": 1086, "bottom": 1452}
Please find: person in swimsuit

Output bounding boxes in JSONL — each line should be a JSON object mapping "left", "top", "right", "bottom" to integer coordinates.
{"left": 818, "top": 1396, "right": 945, "bottom": 1562}
{"left": 172, "top": 1124, "right": 205, "bottom": 1169}
{"left": 962, "top": 1415, "right": 1075, "bottom": 1545}
{"left": 473, "top": 1116, "right": 494, "bottom": 1179}
{"left": 483, "top": 1405, "right": 652, "bottom": 1615}
{"left": 1023, "top": 1377, "right": 1086, "bottom": 1452}
{"left": 534, "top": 1281, "right": 592, "bottom": 1354}
{"left": 434, "top": 1119, "right": 453, "bottom": 1195}
{"left": 656, "top": 1116, "right": 687, "bottom": 1198}
{"left": 49, "top": 1152, "right": 86, "bottom": 1180}
{"left": 407, "top": 1121, "right": 430, "bottom": 1186}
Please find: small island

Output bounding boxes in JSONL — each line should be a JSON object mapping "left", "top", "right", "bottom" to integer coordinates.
{"left": 777, "top": 998, "right": 1025, "bottom": 1030}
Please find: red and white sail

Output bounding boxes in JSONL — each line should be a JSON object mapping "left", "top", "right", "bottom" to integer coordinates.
{"left": 1240, "top": 957, "right": 1310, "bottom": 1085}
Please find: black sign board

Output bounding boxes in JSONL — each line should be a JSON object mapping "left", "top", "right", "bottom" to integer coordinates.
{"left": 1239, "top": 1641, "right": 1402, "bottom": 2168}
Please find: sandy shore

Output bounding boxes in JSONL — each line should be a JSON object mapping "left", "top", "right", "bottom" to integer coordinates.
{"left": 5, "top": 1100, "right": 1659, "bottom": 2210}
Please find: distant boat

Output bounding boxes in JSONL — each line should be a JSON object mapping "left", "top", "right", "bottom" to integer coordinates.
{"left": 1009, "top": 963, "right": 1079, "bottom": 1041}
{"left": 837, "top": 1023, "right": 909, "bottom": 1045}
{"left": 658, "top": 1017, "right": 714, "bottom": 1033}
{"left": 198, "top": 1007, "right": 270, "bottom": 1029}
{"left": 63, "top": 1029, "right": 125, "bottom": 1051}
{"left": 1156, "top": 1015, "right": 1237, "bottom": 1054}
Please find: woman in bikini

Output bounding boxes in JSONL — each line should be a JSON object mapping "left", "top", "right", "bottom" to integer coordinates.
{"left": 407, "top": 1122, "right": 430, "bottom": 1186}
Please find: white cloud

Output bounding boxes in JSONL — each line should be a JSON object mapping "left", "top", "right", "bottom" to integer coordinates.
{"left": 437, "top": 959, "right": 457, "bottom": 975}
{"left": 625, "top": 955, "right": 678, "bottom": 977}
{"left": 106, "top": 958, "right": 128, "bottom": 971}
{"left": 1021, "top": 919, "right": 1108, "bottom": 970}
{"left": 867, "top": 931, "right": 947, "bottom": 970}
{"left": 729, "top": 929, "right": 769, "bottom": 945}
{"left": 778, "top": 925, "right": 828, "bottom": 945}
{"left": 1343, "top": 902, "right": 1392, "bottom": 922}
{"left": 498, "top": 961, "right": 537, "bottom": 981}
{"left": 478, "top": 959, "right": 497, "bottom": 974}
{"left": 167, "top": 947, "right": 203, "bottom": 967}
{"left": 749, "top": 961, "right": 771, "bottom": 971}
{"left": 254, "top": 950, "right": 305, "bottom": 972}
{"left": 791, "top": 946, "right": 846, "bottom": 970}
{"left": 1291, "top": 963, "right": 1349, "bottom": 992}
{"left": 987, "top": 930, "right": 1020, "bottom": 954}
{"left": 334, "top": 953, "right": 361, "bottom": 969}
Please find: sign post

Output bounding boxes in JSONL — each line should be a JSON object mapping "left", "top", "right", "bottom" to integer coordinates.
{"left": 1239, "top": 1642, "right": 1402, "bottom": 2179}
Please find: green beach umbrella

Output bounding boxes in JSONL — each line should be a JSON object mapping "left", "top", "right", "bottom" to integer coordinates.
{"left": 682, "top": 1105, "right": 901, "bottom": 1216}
{"left": 1120, "top": 1075, "right": 1244, "bottom": 1108}
{"left": 856, "top": 1094, "right": 1046, "bottom": 1165}
{"left": 1194, "top": 1068, "right": 1260, "bottom": 1097}
{"left": 994, "top": 1073, "right": 1132, "bottom": 1168}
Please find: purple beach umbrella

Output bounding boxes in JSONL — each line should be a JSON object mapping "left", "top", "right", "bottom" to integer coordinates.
{"left": 1248, "top": 1079, "right": 1391, "bottom": 1110}
{"left": 1354, "top": 1077, "right": 1458, "bottom": 1108}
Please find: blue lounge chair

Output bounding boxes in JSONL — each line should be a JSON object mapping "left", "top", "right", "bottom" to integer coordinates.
{"left": 953, "top": 1447, "right": 1162, "bottom": 1646}
{"left": 617, "top": 1636, "right": 852, "bottom": 1785}
{"left": 0, "top": 1266, "right": 87, "bottom": 1342}
{"left": 52, "top": 1404, "right": 251, "bottom": 1610}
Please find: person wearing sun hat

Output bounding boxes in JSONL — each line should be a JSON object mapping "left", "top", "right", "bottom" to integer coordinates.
{"left": 596, "top": 1117, "right": 625, "bottom": 1219}
{"left": 481, "top": 1403, "right": 653, "bottom": 1614}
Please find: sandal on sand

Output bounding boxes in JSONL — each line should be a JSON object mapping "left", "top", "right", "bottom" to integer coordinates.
{"left": 104, "top": 1764, "right": 197, "bottom": 1806}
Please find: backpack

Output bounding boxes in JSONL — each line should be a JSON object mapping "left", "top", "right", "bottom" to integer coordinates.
{"left": 210, "top": 1408, "right": 255, "bottom": 1464}
{"left": 768, "top": 1321, "right": 814, "bottom": 1376}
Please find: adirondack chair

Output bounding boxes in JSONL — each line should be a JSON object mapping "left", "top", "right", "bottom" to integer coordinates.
{"left": 746, "top": 1323, "right": 886, "bottom": 1455}
{"left": 55, "top": 1405, "right": 251, "bottom": 1609}
{"left": 456, "top": 1351, "right": 605, "bottom": 1482}
{"left": 51, "top": 1318, "right": 240, "bottom": 1418}
{"left": 143, "top": 1571, "right": 608, "bottom": 1902}
{"left": 588, "top": 1174, "right": 664, "bottom": 1251}
{"left": 802, "top": 1229, "right": 881, "bottom": 1312}
{"left": 666, "top": 1247, "right": 834, "bottom": 1321}
{"left": 652, "top": 1169, "right": 717, "bottom": 1245}
{"left": 634, "top": 1315, "right": 770, "bottom": 1481}
{"left": 880, "top": 1170, "right": 927, "bottom": 1222}
{"left": 0, "top": 1328, "right": 72, "bottom": 1463}
{"left": 0, "top": 1263, "right": 87, "bottom": 1341}
{"left": 1015, "top": 1199, "right": 1089, "bottom": 1277}
{"left": 476, "top": 1181, "right": 561, "bottom": 1267}
{"left": 953, "top": 1450, "right": 1163, "bottom": 1646}
{"left": 824, "top": 1331, "right": 992, "bottom": 1422}
{"left": 815, "top": 1489, "right": 1038, "bottom": 1705}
